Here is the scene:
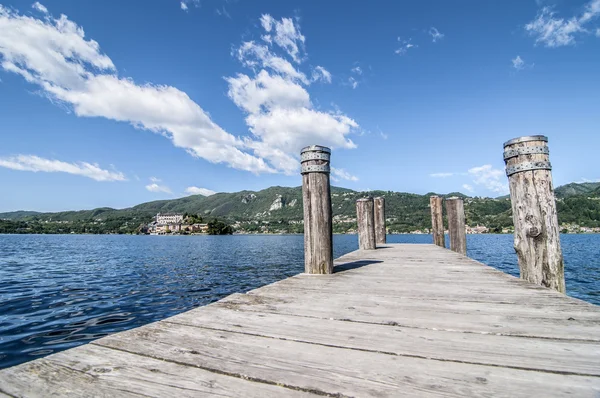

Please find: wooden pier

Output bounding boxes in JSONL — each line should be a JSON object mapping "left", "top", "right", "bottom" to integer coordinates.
{"left": 1, "top": 244, "right": 600, "bottom": 397}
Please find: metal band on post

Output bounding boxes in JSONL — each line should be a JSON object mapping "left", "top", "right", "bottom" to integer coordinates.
{"left": 505, "top": 161, "right": 552, "bottom": 177}
{"left": 503, "top": 135, "right": 548, "bottom": 147}
{"left": 301, "top": 145, "right": 331, "bottom": 175}
{"left": 503, "top": 146, "right": 549, "bottom": 160}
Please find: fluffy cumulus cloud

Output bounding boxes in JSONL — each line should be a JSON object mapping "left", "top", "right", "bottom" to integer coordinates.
{"left": 225, "top": 14, "right": 359, "bottom": 175}
{"left": 145, "top": 177, "right": 172, "bottom": 194}
{"left": 511, "top": 55, "right": 534, "bottom": 71}
{"left": 0, "top": 6, "right": 358, "bottom": 177}
{"left": 0, "top": 4, "right": 274, "bottom": 174}
{"left": 32, "top": 2, "right": 47, "bottom": 13}
{"left": 331, "top": 167, "right": 358, "bottom": 182}
{"left": 0, "top": 154, "right": 126, "bottom": 181}
{"left": 525, "top": 0, "right": 600, "bottom": 47}
{"left": 185, "top": 186, "right": 217, "bottom": 196}
{"left": 311, "top": 66, "right": 331, "bottom": 83}
{"left": 462, "top": 184, "right": 474, "bottom": 193}
{"left": 468, "top": 165, "right": 508, "bottom": 194}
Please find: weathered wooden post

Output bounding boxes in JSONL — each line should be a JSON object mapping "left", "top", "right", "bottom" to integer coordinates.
{"left": 301, "top": 145, "right": 333, "bottom": 274}
{"left": 503, "top": 135, "right": 565, "bottom": 293}
{"left": 430, "top": 196, "right": 445, "bottom": 248}
{"left": 374, "top": 197, "right": 386, "bottom": 245}
{"left": 356, "top": 197, "right": 376, "bottom": 250}
{"left": 446, "top": 197, "right": 467, "bottom": 255}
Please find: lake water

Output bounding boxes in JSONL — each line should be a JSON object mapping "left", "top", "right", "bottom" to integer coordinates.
{"left": 0, "top": 233, "right": 599, "bottom": 369}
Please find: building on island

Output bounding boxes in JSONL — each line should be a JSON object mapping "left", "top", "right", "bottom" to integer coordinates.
{"left": 156, "top": 213, "right": 183, "bottom": 224}
{"left": 147, "top": 212, "right": 209, "bottom": 235}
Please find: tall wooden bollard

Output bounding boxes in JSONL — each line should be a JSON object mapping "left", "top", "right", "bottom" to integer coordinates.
{"left": 374, "top": 197, "right": 386, "bottom": 245}
{"left": 430, "top": 196, "right": 445, "bottom": 248}
{"left": 503, "top": 135, "right": 565, "bottom": 293}
{"left": 446, "top": 197, "right": 467, "bottom": 255}
{"left": 356, "top": 198, "right": 376, "bottom": 250}
{"left": 301, "top": 145, "right": 333, "bottom": 274}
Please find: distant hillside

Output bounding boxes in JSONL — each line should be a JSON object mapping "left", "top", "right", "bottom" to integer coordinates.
{"left": 1, "top": 182, "right": 599, "bottom": 234}
{"left": 555, "top": 182, "right": 600, "bottom": 198}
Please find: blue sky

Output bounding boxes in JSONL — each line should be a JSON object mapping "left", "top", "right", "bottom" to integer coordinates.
{"left": 1, "top": 0, "right": 599, "bottom": 212}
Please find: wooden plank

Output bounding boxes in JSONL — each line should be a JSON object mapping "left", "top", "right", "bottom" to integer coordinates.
{"left": 216, "top": 292, "right": 600, "bottom": 341}
{"left": 94, "top": 321, "right": 600, "bottom": 398}
{"left": 167, "top": 305, "right": 600, "bottom": 376}
{"left": 0, "top": 344, "right": 313, "bottom": 398}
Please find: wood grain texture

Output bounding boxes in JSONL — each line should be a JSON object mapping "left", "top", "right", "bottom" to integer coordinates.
{"left": 95, "top": 321, "right": 600, "bottom": 398}
{"left": 2, "top": 244, "right": 599, "bottom": 397}
{"left": 446, "top": 197, "right": 467, "bottom": 255}
{"left": 504, "top": 137, "right": 565, "bottom": 293}
{"left": 301, "top": 149, "right": 333, "bottom": 274}
{"left": 430, "top": 195, "right": 445, "bottom": 247}
{"left": 374, "top": 197, "right": 386, "bottom": 245}
{"left": 356, "top": 197, "right": 376, "bottom": 250}
{"left": 0, "top": 344, "right": 311, "bottom": 398}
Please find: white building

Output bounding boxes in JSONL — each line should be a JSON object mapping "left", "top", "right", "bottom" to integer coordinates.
{"left": 156, "top": 213, "right": 183, "bottom": 224}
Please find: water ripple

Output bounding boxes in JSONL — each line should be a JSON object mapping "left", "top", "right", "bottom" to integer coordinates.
{"left": 0, "top": 233, "right": 598, "bottom": 369}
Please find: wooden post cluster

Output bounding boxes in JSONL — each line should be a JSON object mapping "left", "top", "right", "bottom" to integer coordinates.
{"left": 446, "top": 197, "right": 467, "bottom": 255}
{"left": 430, "top": 196, "right": 445, "bottom": 248}
{"left": 374, "top": 197, "right": 386, "bottom": 245}
{"left": 301, "top": 145, "right": 333, "bottom": 274}
{"left": 356, "top": 198, "right": 376, "bottom": 250}
{"left": 504, "top": 135, "right": 565, "bottom": 293}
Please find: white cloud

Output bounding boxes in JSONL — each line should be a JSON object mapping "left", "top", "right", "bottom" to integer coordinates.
{"left": 225, "top": 14, "right": 359, "bottom": 175}
{"left": 311, "top": 66, "right": 331, "bottom": 83}
{"left": 395, "top": 37, "right": 416, "bottom": 55}
{"left": 468, "top": 165, "right": 509, "bottom": 194}
{"left": 259, "top": 14, "right": 305, "bottom": 63}
{"left": 525, "top": 0, "right": 600, "bottom": 47}
{"left": 149, "top": 176, "right": 161, "bottom": 183}
{"left": 331, "top": 167, "right": 358, "bottom": 182}
{"left": 0, "top": 5, "right": 274, "bottom": 174}
{"left": 430, "top": 172, "right": 454, "bottom": 178}
{"left": 180, "top": 0, "right": 199, "bottom": 11}
{"left": 512, "top": 55, "right": 525, "bottom": 70}
{"left": 429, "top": 27, "right": 444, "bottom": 43}
{"left": 462, "top": 184, "right": 474, "bottom": 193}
{"left": 511, "top": 55, "right": 534, "bottom": 71}
{"left": 146, "top": 183, "right": 172, "bottom": 194}
{"left": 32, "top": 2, "right": 48, "bottom": 13}
{"left": 348, "top": 76, "right": 358, "bottom": 89}
{"left": 351, "top": 66, "right": 362, "bottom": 75}
{"left": 185, "top": 186, "right": 217, "bottom": 196}
{"left": 596, "top": 28, "right": 600, "bottom": 36}
{"left": 0, "top": 154, "right": 126, "bottom": 181}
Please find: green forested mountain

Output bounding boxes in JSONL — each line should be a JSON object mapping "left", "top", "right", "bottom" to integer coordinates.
{"left": 1, "top": 182, "right": 599, "bottom": 234}
{"left": 555, "top": 182, "right": 600, "bottom": 198}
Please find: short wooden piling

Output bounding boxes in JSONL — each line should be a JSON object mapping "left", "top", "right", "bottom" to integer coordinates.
{"left": 356, "top": 197, "right": 376, "bottom": 250}
{"left": 430, "top": 196, "right": 445, "bottom": 248}
{"left": 446, "top": 197, "right": 467, "bottom": 255}
{"left": 374, "top": 197, "right": 386, "bottom": 245}
{"left": 503, "top": 135, "right": 565, "bottom": 293}
{"left": 301, "top": 145, "right": 333, "bottom": 274}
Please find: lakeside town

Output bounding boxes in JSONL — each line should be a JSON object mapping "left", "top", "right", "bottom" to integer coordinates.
{"left": 141, "top": 212, "right": 600, "bottom": 236}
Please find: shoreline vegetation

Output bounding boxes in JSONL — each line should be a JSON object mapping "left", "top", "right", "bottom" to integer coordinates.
{"left": 1, "top": 182, "right": 599, "bottom": 236}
